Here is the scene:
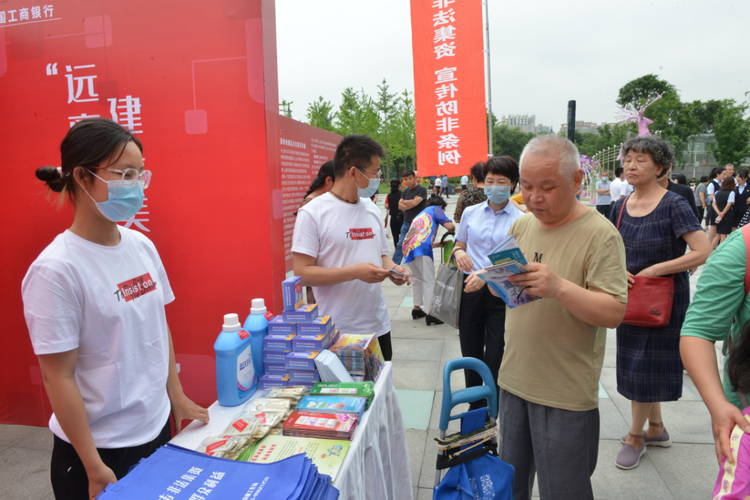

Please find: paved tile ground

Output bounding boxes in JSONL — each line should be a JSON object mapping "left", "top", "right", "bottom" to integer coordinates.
{"left": 0, "top": 190, "right": 721, "bottom": 499}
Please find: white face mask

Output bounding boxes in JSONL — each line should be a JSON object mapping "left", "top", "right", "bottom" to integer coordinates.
{"left": 355, "top": 168, "right": 380, "bottom": 198}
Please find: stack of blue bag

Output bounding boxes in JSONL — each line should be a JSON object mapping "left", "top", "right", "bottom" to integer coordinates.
{"left": 97, "top": 444, "right": 339, "bottom": 500}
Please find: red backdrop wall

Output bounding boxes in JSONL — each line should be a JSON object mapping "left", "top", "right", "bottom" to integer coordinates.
{"left": 0, "top": 0, "right": 340, "bottom": 426}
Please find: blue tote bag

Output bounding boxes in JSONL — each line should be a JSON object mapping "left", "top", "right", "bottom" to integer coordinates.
{"left": 433, "top": 452, "right": 514, "bottom": 500}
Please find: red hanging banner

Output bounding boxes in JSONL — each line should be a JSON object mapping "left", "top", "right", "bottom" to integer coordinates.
{"left": 410, "top": 0, "right": 488, "bottom": 177}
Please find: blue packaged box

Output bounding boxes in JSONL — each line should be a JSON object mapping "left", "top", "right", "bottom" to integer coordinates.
{"left": 289, "top": 368, "right": 320, "bottom": 382}
{"left": 297, "top": 315, "right": 334, "bottom": 336}
{"left": 284, "top": 351, "right": 319, "bottom": 370}
{"left": 265, "top": 363, "right": 287, "bottom": 374}
{"left": 263, "top": 334, "right": 296, "bottom": 351}
{"left": 259, "top": 373, "right": 289, "bottom": 389}
{"left": 268, "top": 316, "right": 297, "bottom": 335}
{"left": 282, "top": 304, "right": 318, "bottom": 323}
{"left": 263, "top": 350, "right": 290, "bottom": 364}
{"left": 292, "top": 334, "right": 331, "bottom": 352}
{"left": 282, "top": 276, "right": 303, "bottom": 312}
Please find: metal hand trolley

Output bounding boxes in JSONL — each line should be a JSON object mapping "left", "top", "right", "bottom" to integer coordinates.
{"left": 432, "top": 357, "right": 514, "bottom": 499}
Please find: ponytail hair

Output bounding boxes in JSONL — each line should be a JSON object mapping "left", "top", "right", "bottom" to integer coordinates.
{"left": 427, "top": 194, "right": 447, "bottom": 209}
{"left": 36, "top": 118, "right": 142, "bottom": 207}
{"left": 728, "top": 320, "right": 750, "bottom": 395}
{"left": 304, "top": 161, "right": 335, "bottom": 199}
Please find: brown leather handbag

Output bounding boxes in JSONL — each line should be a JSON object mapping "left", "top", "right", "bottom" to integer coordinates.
{"left": 616, "top": 195, "right": 674, "bottom": 328}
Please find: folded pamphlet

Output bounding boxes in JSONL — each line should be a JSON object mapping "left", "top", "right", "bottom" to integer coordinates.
{"left": 242, "top": 435, "right": 350, "bottom": 481}
{"left": 476, "top": 235, "right": 540, "bottom": 308}
{"left": 389, "top": 268, "right": 427, "bottom": 283}
{"left": 309, "top": 382, "right": 375, "bottom": 409}
{"left": 282, "top": 411, "right": 358, "bottom": 440}
{"left": 296, "top": 395, "right": 366, "bottom": 420}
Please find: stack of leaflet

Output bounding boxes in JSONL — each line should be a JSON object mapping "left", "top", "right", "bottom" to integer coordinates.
{"left": 329, "top": 333, "right": 385, "bottom": 382}
{"left": 314, "top": 350, "right": 354, "bottom": 383}
{"left": 309, "top": 382, "right": 375, "bottom": 410}
{"left": 96, "top": 444, "right": 339, "bottom": 500}
{"left": 329, "top": 334, "right": 370, "bottom": 380}
{"left": 476, "top": 235, "right": 540, "bottom": 308}
{"left": 283, "top": 411, "right": 358, "bottom": 440}
{"left": 296, "top": 395, "right": 366, "bottom": 420}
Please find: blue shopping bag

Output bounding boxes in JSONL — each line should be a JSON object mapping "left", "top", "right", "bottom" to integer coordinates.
{"left": 433, "top": 453, "right": 514, "bottom": 500}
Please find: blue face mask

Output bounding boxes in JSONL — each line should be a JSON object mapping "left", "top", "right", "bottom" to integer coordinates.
{"left": 484, "top": 185, "right": 511, "bottom": 204}
{"left": 355, "top": 168, "right": 380, "bottom": 199}
{"left": 78, "top": 171, "right": 145, "bottom": 222}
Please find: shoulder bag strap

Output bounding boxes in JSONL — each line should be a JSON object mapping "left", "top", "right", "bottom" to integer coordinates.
{"left": 616, "top": 194, "right": 631, "bottom": 230}
{"left": 743, "top": 225, "right": 750, "bottom": 297}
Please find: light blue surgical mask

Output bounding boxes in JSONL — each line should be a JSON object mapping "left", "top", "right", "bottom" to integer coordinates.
{"left": 78, "top": 171, "right": 145, "bottom": 222}
{"left": 484, "top": 185, "right": 511, "bottom": 204}
{"left": 602, "top": 176, "right": 608, "bottom": 181}
{"left": 355, "top": 168, "right": 380, "bottom": 199}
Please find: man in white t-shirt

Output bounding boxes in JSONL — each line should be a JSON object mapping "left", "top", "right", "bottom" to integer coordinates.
{"left": 292, "top": 134, "right": 410, "bottom": 361}
{"left": 609, "top": 167, "right": 624, "bottom": 203}
{"left": 434, "top": 175, "right": 442, "bottom": 194}
{"left": 461, "top": 175, "right": 469, "bottom": 191}
{"left": 609, "top": 166, "right": 634, "bottom": 210}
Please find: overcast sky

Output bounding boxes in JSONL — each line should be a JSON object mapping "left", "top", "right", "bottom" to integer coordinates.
{"left": 276, "top": 0, "right": 749, "bottom": 131}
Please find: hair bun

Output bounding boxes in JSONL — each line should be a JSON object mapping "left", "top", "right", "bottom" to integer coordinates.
{"left": 36, "top": 166, "right": 65, "bottom": 192}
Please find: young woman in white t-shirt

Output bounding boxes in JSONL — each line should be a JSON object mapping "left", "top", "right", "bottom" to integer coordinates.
{"left": 22, "top": 119, "right": 208, "bottom": 500}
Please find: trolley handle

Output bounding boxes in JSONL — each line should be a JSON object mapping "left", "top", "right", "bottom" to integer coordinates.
{"left": 439, "top": 358, "right": 498, "bottom": 431}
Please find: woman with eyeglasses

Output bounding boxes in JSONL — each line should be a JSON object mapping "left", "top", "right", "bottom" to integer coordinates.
{"left": 22, "top": 119, "right": 208, "bottom": 500}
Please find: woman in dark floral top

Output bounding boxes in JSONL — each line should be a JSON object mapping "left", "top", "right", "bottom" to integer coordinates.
{"left": 454, "top": 161, "right": 487, "bottom": 223}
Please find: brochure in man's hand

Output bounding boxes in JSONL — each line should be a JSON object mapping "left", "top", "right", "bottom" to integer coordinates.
{"left": 477, "top": 236, "right": 540, "bottom": 308}
{"left": 389, "top": 268, "right": 426, "bottom": 283}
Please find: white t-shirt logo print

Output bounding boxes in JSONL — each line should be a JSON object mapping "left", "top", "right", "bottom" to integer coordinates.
{"left": 114, "top": 272, "right": 158, "bottom": 302}
{"left": 346, "top": 228, "right": 375, "bottom": 240}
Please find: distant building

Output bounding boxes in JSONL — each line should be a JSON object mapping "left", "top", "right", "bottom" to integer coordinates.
{"left": 535, "top": 124, "right": 553, "bottom": 134}
{"left": 501, "top": 114, "right": 552, "bottom": 134}
{"left": 558, "top": 120, "right": 610, "bottom": 135}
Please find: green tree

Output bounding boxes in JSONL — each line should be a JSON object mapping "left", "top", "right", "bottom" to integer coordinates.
{"left": 708, "top": 99, "right": 750, "bottom": 166}
{"left": 616, "top": 74, "right": 692, "bottom": 165}
{"left": 279, "top": 99, "right": 293, "bottom": 118}
{"left": 388, "top": 90, "right": 416, "bottom": 177}
{"left": 334, "top": 87, "right": 380, "bottom": 138}
{"left": 573, "top": 131, "right": 602, "bottom": 157}
{"left": 493, "top": 124, "right": 534, "bottom": 160}
{"left": 595, "top": 123, "right": 631, "bottom": 149}
{"left": 374, "top": 79, "right": 399, "bottom": 179}
{"left": 305, "top": 97, "right": 336, "bottom": 132}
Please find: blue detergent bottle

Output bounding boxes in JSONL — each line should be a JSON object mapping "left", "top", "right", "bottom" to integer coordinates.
{"left": 214, "top": 313, "right": 257, "bottom": 406}
{"left": 243, "top": 298, "right": 269, "bottom": 381}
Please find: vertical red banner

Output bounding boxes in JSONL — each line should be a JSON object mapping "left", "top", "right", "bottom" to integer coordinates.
{"left": 410, "top": 0, "right": 487, "bottom": 177}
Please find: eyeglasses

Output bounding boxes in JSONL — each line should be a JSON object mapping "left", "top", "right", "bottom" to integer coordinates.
{"left": 106, "top": 168, "right": 152, "bottom": 189}
{"left": 358, "top": 167, "right": 382, "bottom": 179}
